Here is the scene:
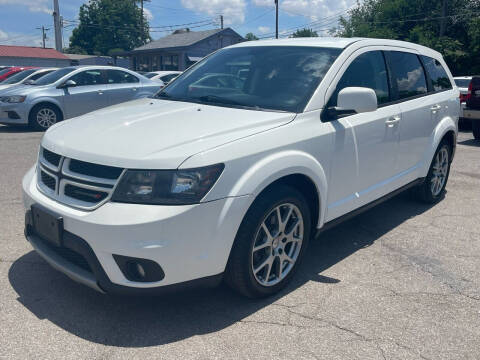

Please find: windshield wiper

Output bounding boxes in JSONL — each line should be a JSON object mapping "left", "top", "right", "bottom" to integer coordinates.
{"left": 195, "top": 95, "right": 244, "bottom": 106}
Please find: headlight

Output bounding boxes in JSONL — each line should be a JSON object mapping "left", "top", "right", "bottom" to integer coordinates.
{"left": 111, "top": 164, "right": 224, "bottom": 205}
{"left": 1, "top": 95, "right": 26, "bottom": 103}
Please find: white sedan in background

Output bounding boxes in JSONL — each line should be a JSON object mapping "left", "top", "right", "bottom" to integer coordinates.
{"left": 0, "top": 68, "right": 57, "bottom": 92}
{"left": 144, "top": 71, "right": 181, "bottom": 87}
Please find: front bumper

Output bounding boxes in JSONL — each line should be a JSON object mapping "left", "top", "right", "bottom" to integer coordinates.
{"left": 22, "top": 166, "right": 251, "bottom": 293}
{"left": 0, "top": 103, "right": 29, "bottom": 125}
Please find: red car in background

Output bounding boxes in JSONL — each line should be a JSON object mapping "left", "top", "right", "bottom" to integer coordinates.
{"left": 0, "top": 66, "right": 37, "bottom": 82}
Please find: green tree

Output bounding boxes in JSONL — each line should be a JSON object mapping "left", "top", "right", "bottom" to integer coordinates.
{"left": 69, "top": 0, "right": 150, "bottom": 55}
{"left": 245, "top": 32, "right": 259, "bottom": 41}
{"left": 334, "top": 0, "right": 480, "bottom": 75}
{"left": 291, "top": 28, "right": 318, "bottom": 38}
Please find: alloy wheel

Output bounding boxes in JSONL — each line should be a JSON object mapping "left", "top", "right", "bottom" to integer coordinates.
{"left": 431, "top": 147, "right": 449, "bottom": 196}
{"left": 251, "top": 203, "right": 304, "bottom": 287}
{"left": 36, "top": 108, "right": 57, "bottom": 129}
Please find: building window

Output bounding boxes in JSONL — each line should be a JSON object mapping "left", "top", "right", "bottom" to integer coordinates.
{"left": 152, "top": 55, "right": 162, "bottom": 71}
{"left": 138, "top": 56, "right": 150, "bottom": 72}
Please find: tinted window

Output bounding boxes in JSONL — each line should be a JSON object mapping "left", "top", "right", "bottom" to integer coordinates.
{"left": 159, "top": 46, "right": 341, "bottom": 113}
{"left": 2, "top": 69, "right": 37, "bottom": 84}
{"left": 69, "top": 70, "right": 105, "bottom": 86}
{"left": 144, "top": 72, "right": 157, "bottom": 79}
{"left": 106, "top": 70, "right": 139, "bottom": 84}
{"left": 328, "top": 51, "right": 390, "bottom": 107}
{"left": 34, "top": 68, "right": 75, "bottom": 85}
{"left": 421, "top": 56, "right": 452, "bottom": 92}
{"left": 160, "top": 73, "right": 178, "bottom": 83}
{"left": 386, "top": 51, "right": 427, "bottom": 99}
{"left": 29, "top": 70, "right": 54, "bottom": 81}
{"left": 454, "top": 79, "right": 471, "bottom": 88}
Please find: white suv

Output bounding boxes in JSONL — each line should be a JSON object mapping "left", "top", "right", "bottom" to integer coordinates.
{"left": 22, "top": 38, "right": 459, "bottom": 298}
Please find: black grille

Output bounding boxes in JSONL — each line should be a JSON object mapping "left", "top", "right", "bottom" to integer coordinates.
{"left": 40, "top": 171, "right": 56, "bottom": 190}
{"left": 42, "top": 148, "right": 61, "bottom": 167}
{"left": 64, "top": 184, "right": 108, "bottom": 203}
{"left": 69, "top": 159, "right": 123, "bottom": 180}
{"left": 36, "top": 235, "right": 92, "bottom": 273}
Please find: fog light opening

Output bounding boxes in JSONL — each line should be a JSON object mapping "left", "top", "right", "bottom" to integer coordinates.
{"left": 127, "top": 261, "right": 147, "bottom": 280}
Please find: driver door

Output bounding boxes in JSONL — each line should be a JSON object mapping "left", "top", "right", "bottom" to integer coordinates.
{"left": 62, "top": 69, "right": 109, "bottom": 118}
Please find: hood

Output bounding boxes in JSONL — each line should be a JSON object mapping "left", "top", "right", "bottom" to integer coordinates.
{"left": 0, "top": 83, "right": 51, "bottom": 96}
{"left": 42, "top": 98, "right": 296, "bottom": 169}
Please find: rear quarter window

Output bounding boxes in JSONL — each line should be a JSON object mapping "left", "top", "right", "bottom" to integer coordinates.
{"left": 421, "top": 56, "right": 452, "bottom": 92}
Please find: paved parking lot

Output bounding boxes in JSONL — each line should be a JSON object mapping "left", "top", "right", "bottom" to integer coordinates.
{"left": 0, "top": 125, "right": 479, "bottom": 360}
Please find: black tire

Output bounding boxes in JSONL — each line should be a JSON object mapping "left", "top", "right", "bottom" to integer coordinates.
{"left": 413, "top": 140, "right": 452, "bottom": 204}
{"left": 225, "top": 185, "right": 311, "bottom": 298}
{"left": 472, "top": 120, "right": 480, "bottom": 140}
{"left": 28, "top": 103, "right": 63, "bottom": 131}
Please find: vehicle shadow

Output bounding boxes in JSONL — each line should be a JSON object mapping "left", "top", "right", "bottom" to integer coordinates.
{"left": 0, "top": 125, "right": 38, "bottom": 133}
{"left": 8, "top": 191, "right": 435, "bottom": 348}
{"left": 457, "top": 138, "right": 479, "bottom": 147}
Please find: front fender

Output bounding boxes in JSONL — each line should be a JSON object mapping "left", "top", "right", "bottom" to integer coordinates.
{"left": 222, "top": 150, "right": 328, "bottom": 228}
{"left": 30, "top": 97, "right": 64, "bottom": 116}
{"left": 420, "top": 116, "right": 457, "bottom": 177}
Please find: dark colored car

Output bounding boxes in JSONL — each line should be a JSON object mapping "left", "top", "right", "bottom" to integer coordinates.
{"left": 465, "top": 76, "right": 480, "bottom": 139}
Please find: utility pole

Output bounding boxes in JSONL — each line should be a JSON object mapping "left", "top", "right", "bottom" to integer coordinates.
{"left": 439, "top": 0, "right": 447, "bottom": 37}
{"left": 220, "top": 15, "right": 224, "bottom": 29}
{"left": 52, "top": 0, "right": 62, "bottom": 51}
{"left": 37, "top": 26, "right": 50, "bottom": 48}
{"left": 275, "top": 0, "right": 279, "bottom": 39}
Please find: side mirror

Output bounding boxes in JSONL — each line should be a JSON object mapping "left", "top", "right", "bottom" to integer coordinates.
{"left": 59, "top": 79, "right": 77, "bottom": 88}
{"left": 337, "top": 87, "right": 378, "bottom": 114}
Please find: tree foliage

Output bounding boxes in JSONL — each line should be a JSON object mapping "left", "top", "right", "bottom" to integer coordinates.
{"left": 68, "top": 0, "right": 150, "bottom": 55}
{"left": 245, "top": 32, "right": 259, "bottom": 41}
{"left": 291, "top": 28, "right": 319, "bottom": 38}
{"left": 335, "top": 0, "right": 480, "bottom": 75}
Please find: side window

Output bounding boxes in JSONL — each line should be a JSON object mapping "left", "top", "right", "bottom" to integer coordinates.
{"left": 30, "top": 70, "right": 54, "bottom": 81}
{"left": 69, "top": 70, "right": 105, "bottom": 86}
{"left": 328, "top": 51, "right": 390, "bottom": 107}
{"left": 160, "top": 74, "right": 178, "bottom": 83}
{"left": 385, "top": 51, "right": 427, "bottom": 100}
{"left": 106, "top": 70, "right": 139, "bottom": 84}
{"left": 420, "top": 56, "right": 452, "bottom": 92}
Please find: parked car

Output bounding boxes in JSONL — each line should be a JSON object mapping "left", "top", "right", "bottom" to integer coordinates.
{"left": 0, "top": 66, "right": 36, "bottom": 82}
{"left": 0, "top": 68, "right": 57, "bottom": 91}
{"left": 0, "top": 66, "right": 162, "bottom": 130}
{"left": 463, "top": 76, "right": 480, "bottom": 139}
{"left": 454, "top": 76, "right": 471, "bottom": 103}
{"left": 22, "top": 38, "right": 459, "bottom": 297}
{"left": 144, "top": 71, "right": 181, "bottom": 86}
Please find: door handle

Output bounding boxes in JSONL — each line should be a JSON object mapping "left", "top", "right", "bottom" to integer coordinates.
{"left": 430, "top": 104, "right": 441, "bottom": 113}
{"left": 385, "top": 116, "right": 400, "bottom": 127}
{"left": 132, "top": 88, "right": 137, "bottom": 91}
{"left": 97, "top": 90, "right": 104, "bottom": 95}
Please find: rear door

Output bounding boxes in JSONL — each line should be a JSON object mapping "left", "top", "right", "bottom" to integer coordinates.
{"left": 62, "top": 69, "right": 109, "bottom": 118}
{"left": 385, "top": 51, "right": 449, "bottom": 174}
{"left": 105, "top": 69, "right": 141, "bottom": 106}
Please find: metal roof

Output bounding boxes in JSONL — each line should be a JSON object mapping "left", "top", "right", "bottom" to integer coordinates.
{"left": 0, "top": 45, "right": 69, "bottom": 59}
{"left": 131, "top": 28, "right": 241, "bottom": 52}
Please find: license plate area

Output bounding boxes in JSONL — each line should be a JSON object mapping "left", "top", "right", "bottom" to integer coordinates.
{"left": 31, "top": 205, "right": 63, "bottom": 246}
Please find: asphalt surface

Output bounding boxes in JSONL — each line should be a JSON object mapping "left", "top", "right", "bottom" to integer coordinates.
{"left": 0, "top": 124, "right": 479, "bottom": 360}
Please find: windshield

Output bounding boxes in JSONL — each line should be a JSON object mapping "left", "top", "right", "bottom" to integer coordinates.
{"left": 144, "top": 73, "right": 157, "bottom": 79}
{"left": 454, "top": 79, "right": 471, "bottom": 88}
{"left": 156, "top": 46, "right": 341, "bottom": 112}
{"left": 33, "top": 68, "right": 76, "bottom": 85}
{"left": 2, "top": 69, "right": 37, "bottom": 84}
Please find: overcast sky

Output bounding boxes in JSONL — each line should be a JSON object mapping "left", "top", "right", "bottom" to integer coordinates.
{"left": 0, "top": 0, "right": 357, "bottom": 49}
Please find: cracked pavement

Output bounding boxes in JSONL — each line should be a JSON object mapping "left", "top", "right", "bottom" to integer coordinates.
{"left": 0, "top": 125, "right": 479, "bottom": 359}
